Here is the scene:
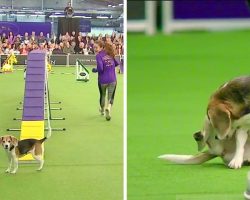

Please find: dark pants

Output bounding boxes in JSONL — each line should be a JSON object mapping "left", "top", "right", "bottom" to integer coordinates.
{"left": 98, "top": 82, "right": 117, "bottom": 108}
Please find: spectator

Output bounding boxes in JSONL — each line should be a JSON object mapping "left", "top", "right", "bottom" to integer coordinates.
{"left": 23, "top": 32, "right": 30, "bottom": 44}
{"left": 70, "top": 31, "right": 76, "bottom": 43}
{"left": 1, "top": 33, "right": 7, "bottom": 43}
{"left": 19, "top": 43, "right": 28, "bottom": 55}
{"left": 74, "top": 42, "right": 84, "bottom": 54}
{"left": 82, "top": 44, "right": 89, "bottom": 55}
{"left": 0, "top": 44, "right": 4, "bottom": 55}
{"left": 14, "top": 35, "right": 21, "bottom": 50}
{"left": 37, "top": 32, "right": 46, "bottom": 44}
{"left": 52, "top": 43, "right": 64, "bottom": 54}
{"left": 30, "top": 31, "right": 37, "bottom": 44}
{"left": 4, "top": 44, "right": 12, "bottom": 54}
{"left": 8, "top": 32, "right": 15, "bottom": 45}
{"left": 63, "top": 42, "right": 74, "bottom": 54}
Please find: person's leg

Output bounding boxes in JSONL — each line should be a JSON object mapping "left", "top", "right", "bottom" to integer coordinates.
{"left": 105, "top": 82, "right": 117, "bottom": 121}
{"left": 98, "top": 83, "right": 107, "bottom": 115}
{"left": 110, "top": 83, "right": 117, "bottom": 105}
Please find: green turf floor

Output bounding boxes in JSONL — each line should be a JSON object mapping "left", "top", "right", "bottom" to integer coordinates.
{"left": 128, "top": 30, "right": 250, "bottom": 200}
{"left": 0, "top": 66, "right": 123, "bottom": 200}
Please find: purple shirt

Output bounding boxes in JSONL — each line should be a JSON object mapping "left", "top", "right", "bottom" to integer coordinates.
{"left": 96, "top": 50, "right": 119, "bottom": 84}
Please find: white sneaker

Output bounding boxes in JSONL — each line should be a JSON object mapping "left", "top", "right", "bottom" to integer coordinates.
{"left": 105, "top": 104, "right": 111, "bottom": 121}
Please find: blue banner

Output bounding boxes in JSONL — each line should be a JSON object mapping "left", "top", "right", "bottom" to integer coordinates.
{"left": 0, "top": 22, "right": 51, "bottom": 36}
{"left": 174, "top": 0, "right": 250, "bottom": 19}
{"left": 79, "top": 20, "right": 91, "bottom": 33}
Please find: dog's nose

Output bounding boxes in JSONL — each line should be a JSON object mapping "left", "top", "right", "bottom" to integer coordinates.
{"left": 193, "top": 131, "right": 203, "bottom": 141}
{"left": 4, "top": 145, "right": 8, "bottom": 149}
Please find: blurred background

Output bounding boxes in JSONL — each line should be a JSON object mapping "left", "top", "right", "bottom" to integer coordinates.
{"left": 128, "top": 0, "right": 250, "bottom": 34}
{"left": 0, "top": 0, "right": 123, "bottom": 35}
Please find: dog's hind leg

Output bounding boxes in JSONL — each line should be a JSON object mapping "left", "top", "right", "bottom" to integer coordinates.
{"left": 158, "top": 151, "right": 217, "bottom": 164}
{"left": 33, "top": 155, "right": 44, "bottom": 171}
{"left": 32, "top": 145, "right": 44, "bottom": 171}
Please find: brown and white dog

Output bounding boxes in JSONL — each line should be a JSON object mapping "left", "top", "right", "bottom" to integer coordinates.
{"left": 159, "top": 76, "right": 250, "bottom": 169}
{"left": 159, "top": 116, "right": 250, "bottom": 167}
{"left": 0, "top": 135, "right": 46, "bottom": 174}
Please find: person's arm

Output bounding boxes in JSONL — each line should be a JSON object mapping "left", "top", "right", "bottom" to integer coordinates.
{"left": 96, "top": 54, "right": 104, "bottom": 73}
{"left": 114, "top": 58, "right": 120, "bottom": 67}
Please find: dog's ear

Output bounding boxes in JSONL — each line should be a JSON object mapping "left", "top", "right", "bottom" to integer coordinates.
{"left": 10, "top": 136, "right": 18, "bottom": 146}
{"left": 0, "top": 136, "right": 3, "bottom": 144}
{"left": 208, "top": 105, "right": 231, "bottom": 140}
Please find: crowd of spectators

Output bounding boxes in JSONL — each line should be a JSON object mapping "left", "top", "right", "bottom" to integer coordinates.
{"left": 0, "top": 31, "right": 124, "bottom": 56}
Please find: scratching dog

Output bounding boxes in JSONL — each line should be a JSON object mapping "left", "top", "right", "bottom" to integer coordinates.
{"left": 159, "top": 76, "right": 250, "bottom": 169}
{"left": 0, "top": 135, "right": 46, "bottom": 174}
{"left": 159, "top": 116, "right": 250, "bottom": 167}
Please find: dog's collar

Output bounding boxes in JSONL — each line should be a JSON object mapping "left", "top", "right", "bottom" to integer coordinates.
{"left": 9, "top": 145, "right": 15, "bottom": 151}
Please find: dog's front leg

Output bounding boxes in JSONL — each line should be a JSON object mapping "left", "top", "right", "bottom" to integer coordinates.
{"left": 228, "top": 128, "right": 248, "bottom": 169}
{"left": 5, "top": 153, "right": 12, "bottom": 173}
{"left": 10, "top": 157, "right": 18, "bottom": 174}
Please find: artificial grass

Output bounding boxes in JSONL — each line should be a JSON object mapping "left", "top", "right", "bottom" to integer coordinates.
{"left": 128, "top": 30, "right": 250, "bottom": 200}
{"left": 0, "top": 66, "right": 123, "bottom": 200}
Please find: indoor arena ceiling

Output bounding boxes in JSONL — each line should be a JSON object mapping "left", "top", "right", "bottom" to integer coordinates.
{"left": 0, "top": 0, "right": 124, "bottom": 19}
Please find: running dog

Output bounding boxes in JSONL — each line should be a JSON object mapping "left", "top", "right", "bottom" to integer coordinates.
{"left": 159, "top": 76, "right": 250, "bottom": 169}
{"left": 0, "top": 135, "right": 46, "bottom": 174}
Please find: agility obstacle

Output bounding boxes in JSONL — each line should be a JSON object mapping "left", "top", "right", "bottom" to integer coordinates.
{"left": 7, "top": 50, "right": 65, "bottom": 162}
{"left": 76, "top": 59, "right": 90, "bottom": 82}
{"left": 18, "top": 50, "right": 46, "bottom": 161}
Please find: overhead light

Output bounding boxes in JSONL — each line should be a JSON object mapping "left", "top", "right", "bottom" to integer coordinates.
{"left": 55, "top": 12, "right": 61, "bottom": 14}
{"left": 112, "top": 5, "right": 116, "bottom": 8}
{"left": 96, "top": 16, "right": 109, "bottom": 19}
{"left": 16, "top": 14, "right": 26, "bottom": 16}
{"left": 119, "top": 3, "right": 123, "bottom": 6}
{"left": 49, "top": 15, "right": 64, "bottom": 18}
{"left": 17, "top": 11, "right": 26, "bottom": 14}
{"left": 73, "top": 16, "right": 92, "bottom": 19}
{"left": 81, "top": 16, "right": 92, "bottom": 19}
{"left": 35, "top": 11, "right": 44, "bottom": 14}
{"left": 108, "top": 4, "right": 112, "bottom": 7}
{"left": 31, "top": 14, "right": 45, "bottom": 17}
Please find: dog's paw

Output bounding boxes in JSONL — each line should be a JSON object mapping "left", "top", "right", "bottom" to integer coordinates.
{"left": 228, "top": 157, "right": 243, "bottom": 169}
{"left": 10, "top": 170, "right": 17, "bottom": 174}
{"left": 5, "top": 169, "right": 11, "bottom": 173}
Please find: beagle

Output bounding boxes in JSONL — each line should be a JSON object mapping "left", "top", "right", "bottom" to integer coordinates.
{"left": 0, "top": 135, "right": 46, "bottom": 174}
{"left": 159, "top": 76, "right": 250, "bottom": 169}
{"left": 207, "top": 76, "right": 250, "bottom": 140}
{"left": 159, "top": 116, "right": 250, "bottom": 167}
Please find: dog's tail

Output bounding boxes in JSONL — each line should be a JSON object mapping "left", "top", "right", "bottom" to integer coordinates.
{"left": 158, "top": 151, "right": 217, "bottom": 164}
{"left": 39, "top": 137, "right": 47, "bottom": 143}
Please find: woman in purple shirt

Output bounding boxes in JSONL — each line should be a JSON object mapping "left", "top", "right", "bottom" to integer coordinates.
{"left": 93, "top": 41, "right": 119, "bottom": 121}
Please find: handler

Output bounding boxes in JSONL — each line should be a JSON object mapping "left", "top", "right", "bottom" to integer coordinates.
{"left": 92, "top": 41, "right": 119, "bottom": 121}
